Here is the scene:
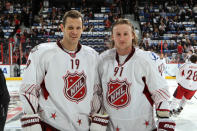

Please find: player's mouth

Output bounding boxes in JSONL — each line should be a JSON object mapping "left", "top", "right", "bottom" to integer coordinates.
{"left": 71, "top": 36, "right": 78, "bottom": 39}
{"left": 119, "top": 42, "right": 126, "bottom": 45}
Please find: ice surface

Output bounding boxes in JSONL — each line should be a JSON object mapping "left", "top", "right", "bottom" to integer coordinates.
{"left": 4, "top": 80, "right": 197, "bottom": 131}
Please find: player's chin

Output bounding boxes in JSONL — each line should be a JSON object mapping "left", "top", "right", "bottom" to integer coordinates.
{"left": 71, "top": 39, "right": 80, "bottom": 45}
{"left": 118, "top": 45, "right": 127, "bottom": 50}
{"left": 71, "top": 38, "right": 79, "bottom": 41}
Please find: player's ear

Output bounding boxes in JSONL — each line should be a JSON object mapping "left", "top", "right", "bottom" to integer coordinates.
{"left": 82, "top": 25, "right": 84, "bottom": 32}
{"left": 131, "top": 31, "right": 135, "bottom": 39}
{"left": 60, "top": 24, "right": 64, "bottom": 32}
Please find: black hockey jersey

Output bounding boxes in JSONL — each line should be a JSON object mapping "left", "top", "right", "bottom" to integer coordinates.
{"left": 0, "top": 69, "right": 10, "bottom": 105}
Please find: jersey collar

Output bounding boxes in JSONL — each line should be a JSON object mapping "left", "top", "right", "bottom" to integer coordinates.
{"left": 57, "top": 40, "right": 82, "bottom": 58}
{"left": 116, "top": 47, "right": 135, "bottom": 66}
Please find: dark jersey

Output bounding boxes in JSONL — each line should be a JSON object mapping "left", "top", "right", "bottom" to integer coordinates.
{"left": 0, "top": 69, "right": 10, "bottom": 105}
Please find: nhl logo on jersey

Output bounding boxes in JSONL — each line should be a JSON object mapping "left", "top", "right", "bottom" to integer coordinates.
{"left": 63, "top": 71, "right": 87, "bottom": 103}
{"left": 107, "top": 79, "right": 131, "bottom": 109}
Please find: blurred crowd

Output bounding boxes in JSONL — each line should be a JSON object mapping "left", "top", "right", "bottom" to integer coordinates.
{"left": 0, "top": 0, "right": 196, "bottom": 65}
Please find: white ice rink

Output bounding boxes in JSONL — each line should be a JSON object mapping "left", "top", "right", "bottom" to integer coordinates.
{"left": 4, "top": 79, "right": 197, "bottom": 131}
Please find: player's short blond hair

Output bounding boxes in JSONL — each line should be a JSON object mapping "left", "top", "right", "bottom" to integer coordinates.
{"left": 112, "top": 18, "right": 138, "bottom": 46}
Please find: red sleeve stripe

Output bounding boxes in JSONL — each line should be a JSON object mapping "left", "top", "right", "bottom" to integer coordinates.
{"left": 23, "top": 95, "right": 36, "bottom": 114}
{"left": 24, "top": 84, "right": 35, "bottom": 94}
{"left": 142, "top": 77, "right": 154, "bottom": 106}
{"left": 159, "top": 89, "right": 170, "bottom": 98}
{"left": 155, "top": 91, "right": 167, "bottom": 100}
{"left": 156, "top": 109, "right": 170, "bottom": 112}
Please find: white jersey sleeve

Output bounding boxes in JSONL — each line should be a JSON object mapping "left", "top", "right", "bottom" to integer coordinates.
{"left": 142, "top": 51, "right": 170, "bottom": 104}
{"left": 91, "top": 55, "right": 106, "bottom": 114}
{"left": 20, "top": 43, "right": 54, "bottom": 114}
{"left": 176, "top": 62, "right": 197, "bottom": 90}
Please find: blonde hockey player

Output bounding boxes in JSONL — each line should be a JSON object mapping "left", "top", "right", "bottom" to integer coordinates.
{"left": 90, "top": 18, "right": 175, "bottom": 131}
{"left": 20, "top": 10, "right": 99, "bottom": 131}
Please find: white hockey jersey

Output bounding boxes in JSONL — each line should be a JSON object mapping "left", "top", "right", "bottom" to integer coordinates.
{"left": 176, "top": 62, "right": 197, "bottom": 91}
{"left": 20, "top": 41, "right": 99, "bottom": 131}
{"left": 96, "top": 48, "right": 170, "bottom": 131}
{"left": 157, "top": 58, "right": 166, "bottom": 76}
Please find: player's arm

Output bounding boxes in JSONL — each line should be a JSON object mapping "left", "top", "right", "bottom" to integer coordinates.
{"left": 90, "top": 84, "right": 109, "bottom": 131}
{"left": 90, "top": 55, "right": 109, "bottom": 131}
{"left": 145, "top": 53, "right": 176, "bottom": 131}
{"left": 151, "top": 84, "right": 176, "bottom": 131}
{"left": 20, "top": 47, "right": 45, "bottom": 131}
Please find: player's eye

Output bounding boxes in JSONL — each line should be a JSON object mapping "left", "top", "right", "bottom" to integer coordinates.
{"left": 124, "top": 33, "right": 128, "bottom": 36}
{"left": 77, "top": 26, "right": 82, "bottom": 30}
{"left": 68, "top": 26, "right": 73, "bottom": 30}
{"left": 116, "top": 33, "right": 120, "bottom": 36}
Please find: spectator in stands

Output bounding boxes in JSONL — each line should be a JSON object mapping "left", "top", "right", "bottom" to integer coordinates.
{"left": 185, "top": 49, "right": 193, "bottom": 62}
{"left": 39, "top": 27, "right": 46, "bottom": 35}
{"left": 179, "top": 7, "right": 186, "bottom": 21}
{"left": 0, "top": 28, "right": 4, "bottom": 40}
{"left": 22, "top": 7, "right": 30, "bottom": 27}
{"left": 143, "top": 41, "right": 151, "bottom": 51}
{"left": 142, "top": 33, "right": 151, "bottom": 45}
{"left": 175, "top": 54, "right": 182, "bottom": 63}
{"left": 21, "top": 54, "right": 27, "bottom": 64}
{"left": 134, "top": 27, "right": 139, "bottom": 36}
{"left": 152, "top": 28, "right": 160, "bottom": 38}
{"left": 159, "top": 22, "right": 166, "bottom": 36}
{"left": 13, "top": 14, "right": 20, "bottom": 29}
{"left": 168, "top": 42, "right": 176, "bottom": 53}
{"left": 177, "top": 42, "right": 183, "bottom": 59}
{"left": 163, "top": 40, "right": 168, "bottom": 52}
{"left": 9, "top": 36, "right": 15, "bottom": 45}
{"left": 192, "top": 4, "right": 197, "bottom": 14}
{"left": 104, "top": 18, "right": 112, "bottom": 30}
{"left": 193, "top": 40, "right": 197, "bottom": 47}
{"left": 81, "top": 0, "right": 88, "bottom": 9}
{"left": 155, "top": 42, "right": 162, "bottom": 53}
{"left": 23, "top": 29, "right": 29, "bottom": 38}
{"left": 16, "top": 33, "right": 21, "bottom": 47}
{"left": 164, "top": 53, "right": 170, "bottom": 63}
{"left": 108, "top": 12, "right": 114, "bottom": 24}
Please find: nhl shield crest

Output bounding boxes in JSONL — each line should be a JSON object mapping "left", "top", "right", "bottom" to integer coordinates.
{"left": 107, "top": 79, "right": 131, "bottom": 109}
{"left": 63, "top": 71, "right": 87, "bottom": 103}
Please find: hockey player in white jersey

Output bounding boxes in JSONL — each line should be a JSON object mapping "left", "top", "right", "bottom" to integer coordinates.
{"left": 170, "top": 54, "right": 197, "bottom": 116}
{"left": 20, "top": 10, "right": 99, "bottom": 131}
{"left": 90, "top": 19, "right": 175, "bottom": 131}
{"left": 157, "top": 53, "right": 167, "bottom": 77}
{"left": 148, "top": 52, "right": 166, "bottom": 77}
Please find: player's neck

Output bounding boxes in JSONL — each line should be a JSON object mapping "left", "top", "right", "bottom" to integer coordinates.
{"left": 61, "top": 40, "right": 78, "bottom": 51}
{"left": 117, "top": 46, "right": 132, "bottom": 56}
